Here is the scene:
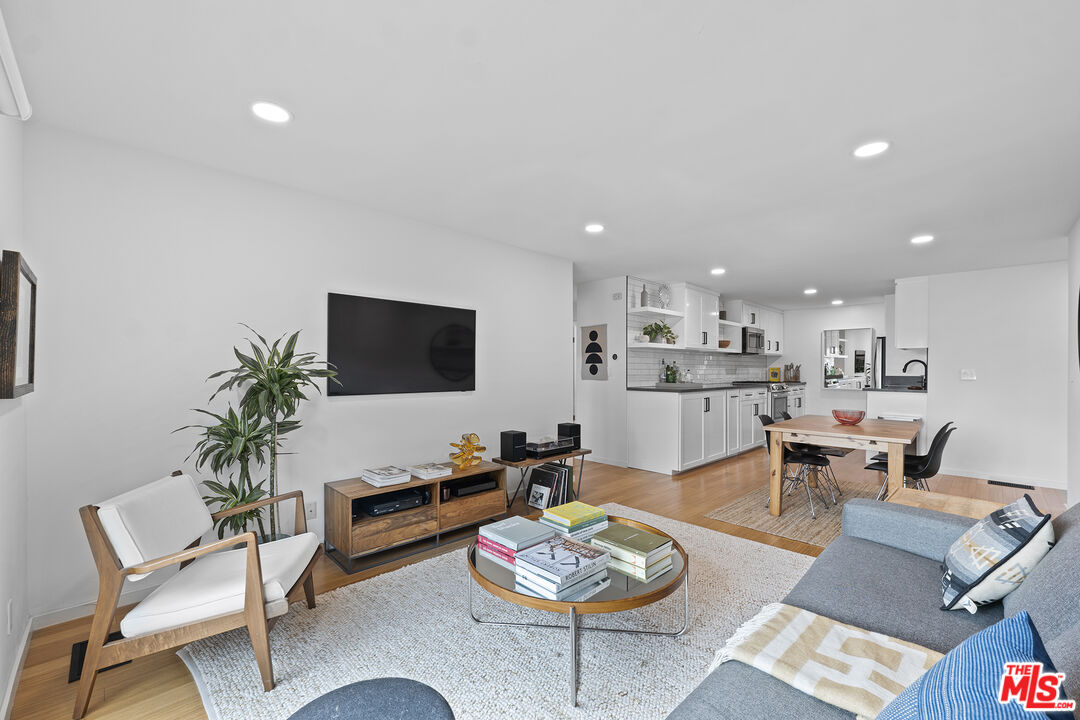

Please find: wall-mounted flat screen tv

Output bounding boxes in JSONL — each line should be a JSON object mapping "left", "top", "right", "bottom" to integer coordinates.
{"left": 327, "top": 293, "right": 476, "bottom": 395}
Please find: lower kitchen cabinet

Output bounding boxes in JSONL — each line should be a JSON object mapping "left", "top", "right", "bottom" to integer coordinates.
{"left": 627, "top": 389, "right": 755, "bottom": 475}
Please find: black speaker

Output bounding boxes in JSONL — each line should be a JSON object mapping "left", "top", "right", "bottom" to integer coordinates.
{"left": 500, "top": 430, "right": 527, "bottom": 462}
{"left": 558, "top": 422, "right": 581, "bottom": 450}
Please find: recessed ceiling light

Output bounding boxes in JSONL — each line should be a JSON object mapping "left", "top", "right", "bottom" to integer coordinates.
{"left": 584, "top": 223, "right": 605, "bottom": 234}
{"left": 832, "top": 299, "right": 844, "bottom": 305}
{"left": 251, "top": 101, "right": 291, "bottom": 124}
{"left": 804, "top": 288, "right": 818, "bottom": 295}
{"left": 710, "top": 267, "right": 726, "bottom": 276}
{"left": 853, "top": 140, "right": 889, "bottom": 158}
{"left": 910, "top": 234, "right": 935, "bottom": 245}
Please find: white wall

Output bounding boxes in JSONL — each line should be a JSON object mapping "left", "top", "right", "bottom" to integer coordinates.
{"left": 0, "top": 117, "right": 29, "bottom": 714}
{"left": 779, "top": 302, "right": 885, "bottom": 415}
{"left": 573, "top": 277, "right": 628, "bottom": 466}
{"left": 925, "top": 262, "right": 1067, "bottom": 489}
{"left": 1068, "top": 220, "right": 1080, "bottom": 507}
{"left": 22, "top": 126, "right": 573, "bottom": 620}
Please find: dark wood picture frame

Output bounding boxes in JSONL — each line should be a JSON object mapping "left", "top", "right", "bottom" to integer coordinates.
{"left": 0, "top": 249, "right": 37, "bottom": 398}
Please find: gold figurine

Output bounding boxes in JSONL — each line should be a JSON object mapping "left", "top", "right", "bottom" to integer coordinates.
{"left": 449, "top": 432, "right": 485, "bottom": 468}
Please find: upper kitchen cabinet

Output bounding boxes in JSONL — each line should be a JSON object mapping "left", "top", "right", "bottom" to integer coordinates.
{"left": 672, "top": 283, "right": 720, "bottom": 350}
{"left": 894, "top": 276, "right": 929, "bottom": 349}
{"left": 726, "top": 299, "right": 785, "bottom": 354}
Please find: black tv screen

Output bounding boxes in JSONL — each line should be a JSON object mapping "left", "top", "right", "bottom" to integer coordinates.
{"left": 327, "top": 293, "right": 476, "bottom": 395}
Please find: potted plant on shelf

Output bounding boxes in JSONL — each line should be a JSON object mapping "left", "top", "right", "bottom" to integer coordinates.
{"left": 178, "top": 405, "right": 273, "bottom": 540}
{"left": 642, "top": 321, "right": 678, "bottom": 345}
{"left": 205, "top": 326, "right": 339, "bottom": 539}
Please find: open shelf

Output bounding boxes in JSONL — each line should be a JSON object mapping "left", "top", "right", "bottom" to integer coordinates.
{"left": 717, "top": 318, "right": 743, "bottom": 328}
{"left": 627, "top": 306, "right": 685, "bottom": 320}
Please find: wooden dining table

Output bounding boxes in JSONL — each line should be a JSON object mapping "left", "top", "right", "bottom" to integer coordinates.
{"left": 763, "top": 415, "right": 922, "bottom": 516}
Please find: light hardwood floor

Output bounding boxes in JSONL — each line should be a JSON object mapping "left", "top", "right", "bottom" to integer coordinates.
{"left": 11, "top": 450, "right": 1065, "bottom": 719}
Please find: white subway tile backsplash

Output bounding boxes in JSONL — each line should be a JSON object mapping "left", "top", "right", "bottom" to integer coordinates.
{"left": 627, "top": 349, "right": 768, "bottom": 386}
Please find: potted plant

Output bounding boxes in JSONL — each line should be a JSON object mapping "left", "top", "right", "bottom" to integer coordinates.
{"left": 207, "top": 326, "right": 339, "bottom": 539}
{"left": 643, "top": 321, "right": 678, "bottom": 344}
{"left": 177, "top": 405, "right": 273, "bottom": 540}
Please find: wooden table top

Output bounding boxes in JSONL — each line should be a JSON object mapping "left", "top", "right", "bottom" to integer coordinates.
{"left": 491, "top": 448, "right": 592, "bottom": 468}
{"left": 765, "top": 415, "right": 921, "bottom": 444}
{"left": 888, "top": 487, "right": 1002, "bottom": 520}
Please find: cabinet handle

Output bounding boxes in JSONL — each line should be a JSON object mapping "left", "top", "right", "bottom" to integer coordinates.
{"left": 702, "top": 331, "right": 707, "bottom": 345}
{"left": 776, "top": 341, "right": 780, "bottom": 352}
{"left": 704, "top": 397, "right": 710, "bottom": 413}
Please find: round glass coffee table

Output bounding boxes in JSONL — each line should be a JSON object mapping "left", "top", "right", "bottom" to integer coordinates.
{"left": 466, "top": 515, "right": 689, "bottom": 706}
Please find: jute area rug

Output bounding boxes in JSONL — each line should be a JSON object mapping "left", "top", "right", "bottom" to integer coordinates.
{"left": 704, "top": 470, "right": 882, "bottom": 547}
{"left": 178, "top": 503, "right": 814, "bottom": 720}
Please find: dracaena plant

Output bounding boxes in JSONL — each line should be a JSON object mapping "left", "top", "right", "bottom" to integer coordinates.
{"left": 176, "top": 405, "right": 273, "bottom": 540}
{"left": 208, "top": 325, "right": 338, "bottom": 538}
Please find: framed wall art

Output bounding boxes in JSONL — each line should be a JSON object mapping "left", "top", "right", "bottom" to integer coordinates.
{"left": 0, "top": 249, "right": 37, "bottom": 398}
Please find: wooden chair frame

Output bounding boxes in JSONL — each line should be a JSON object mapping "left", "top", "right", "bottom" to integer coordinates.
{"left": 73, "top": 487, "right": 323, "bottom": 719}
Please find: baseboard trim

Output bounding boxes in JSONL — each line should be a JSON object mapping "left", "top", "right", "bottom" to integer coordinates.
{"left": 938, "top": 465, "right": 1065, "bottom": 492}
{"left": 31, "top": 583, "right": 157, "bottom": 631}
{"left": 1, "top": 619, "right": 32, "bottom": 720}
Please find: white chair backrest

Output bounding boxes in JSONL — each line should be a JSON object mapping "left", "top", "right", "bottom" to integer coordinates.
{"left": 96, "top": 474, "right": 213, "bottom": 581}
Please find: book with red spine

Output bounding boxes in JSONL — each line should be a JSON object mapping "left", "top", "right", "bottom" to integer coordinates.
{"left": 477, "top": 536, "right": 516, "bottom": 562}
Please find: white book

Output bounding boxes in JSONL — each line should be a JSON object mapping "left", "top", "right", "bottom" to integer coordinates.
{"left": 515, "top": 563, "right": 605, "bottom": 594}
{"left": 407, "top": 463, "right": 453, "bottom": 479}
{"left": 361, "top": 475, "right": 411, "bottom": 488}
{"left": 515, "top": 574, "right": 610, "bottom": 602}
{"left": 362, "top": 465, "right": 411, "bottom": 480}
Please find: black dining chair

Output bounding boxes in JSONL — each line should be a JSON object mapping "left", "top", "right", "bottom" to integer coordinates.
{"left": 867, "top": 425, "right": 956, "bottom": 500}
{"left": 779, "top": 412, "right": 842, "bottom": 501}
{"left": 870, "top": 421, "right": 953, "bottom": 464}
{"left": 760, "top": 415, "right": 832, "bottom": 518}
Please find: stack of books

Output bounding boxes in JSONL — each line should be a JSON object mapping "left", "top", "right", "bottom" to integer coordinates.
{"left": 539, "top": 501, "right": 609, "bottom": 541}
{"left": 513, "top": 536, "right": 611, "bottom": 601}
{"left": 361, "top": 465, "right": 411, "bottom": 487}
{"left": 406, "top": 462, "right": 453, "bottom": 480}
{"left": 476, "top": 516, "right": 554, "bottom": 571}
{"left": 590, "top": 524, "right": 674, "bottom": 583}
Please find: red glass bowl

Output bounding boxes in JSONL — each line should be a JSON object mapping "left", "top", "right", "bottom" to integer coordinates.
{"left": 832, "top": 409, "right": 866, "bottom": 425}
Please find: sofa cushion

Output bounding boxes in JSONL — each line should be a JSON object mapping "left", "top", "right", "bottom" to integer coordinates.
{"left": 97, "top": 474, "right": 214, "bottom": 582}
{"left": 664, "top": 655, "right": 853, "bottom": 720}
{"left": 1003, "top": 502, "right": 1080, "bottom": 644}
{"left": 941, "top": 494, "right": 1054, "bottom": 613}
{"left": 120, "top": 532, "right": 319, "bottom": 637}
{"left": 878, "top": 612, "right": 1073, "bottom": 720}
{"left": 783, "top": 535, "right": 1001, "bottom": 654}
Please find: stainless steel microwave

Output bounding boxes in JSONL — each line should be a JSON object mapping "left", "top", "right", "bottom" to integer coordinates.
{"left": 742, "top": 326, "right": 765, "bottom": 354}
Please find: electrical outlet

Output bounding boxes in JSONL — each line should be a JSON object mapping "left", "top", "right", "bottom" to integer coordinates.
{"left": 306, "top": 501, "right": 317, "bottom": 520}
{"left": 612, "top": 292, "right": 623, "bottom": 301}
{"left": 960, "top": 369, "right": 977, "bottom": 381}
{"left": 6, "top": 598, "right": 12, "bottom": 635}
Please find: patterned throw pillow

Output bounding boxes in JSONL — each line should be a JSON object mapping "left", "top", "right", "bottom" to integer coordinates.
{"left": 942, "top": 495, "right": 1054, "bottom": 613}
{"left": 878, "top": 612, "right": 1074, "bottom": 720}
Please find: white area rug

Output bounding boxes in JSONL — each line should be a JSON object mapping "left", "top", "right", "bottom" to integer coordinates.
{"left": 179, "top": 503, "right": 814, "bottom": 720}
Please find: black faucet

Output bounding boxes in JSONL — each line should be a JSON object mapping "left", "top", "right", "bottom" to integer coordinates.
{"left": 903, "top": 359, "right": 928, "bottom": 388}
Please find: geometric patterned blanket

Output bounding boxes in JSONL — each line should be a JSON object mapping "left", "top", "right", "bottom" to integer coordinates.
{"left": 712, "top": 603, "right": 943, "bottom": 720}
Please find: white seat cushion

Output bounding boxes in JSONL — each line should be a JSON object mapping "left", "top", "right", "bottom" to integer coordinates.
{"left": 120, "top": 532, "right": 319, "bottom": 637}
{"left": 97, "top": 474, "right": 214, "bottom": 582}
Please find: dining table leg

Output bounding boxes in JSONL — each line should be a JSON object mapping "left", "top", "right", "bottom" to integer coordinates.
{"left": 887, "top": 442, "right": 904, "bottom": 499}
{"left": 769, "top": 431, "right": 784, "bottom": 516}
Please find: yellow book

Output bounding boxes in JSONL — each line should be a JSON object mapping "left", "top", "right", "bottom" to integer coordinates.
{"left": 542, "top": 501, "right": 605, "bottom": 527}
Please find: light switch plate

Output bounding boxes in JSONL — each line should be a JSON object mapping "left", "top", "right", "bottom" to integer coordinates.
{"left": 960, "top": 369, "right": 976, "bottom": 381}
{"left": 306, "top": 502, "right": 317, "bottom": 520}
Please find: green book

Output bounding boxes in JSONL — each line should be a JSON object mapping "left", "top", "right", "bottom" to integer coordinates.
{"left": 591, "top": 524, "right": 672, "bottom": 561}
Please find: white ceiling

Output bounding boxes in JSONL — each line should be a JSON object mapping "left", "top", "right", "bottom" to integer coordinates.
{"left": 4, "top": 1, "right": 1079, "bottom": 308}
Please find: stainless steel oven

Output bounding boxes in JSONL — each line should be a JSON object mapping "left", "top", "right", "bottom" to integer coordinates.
{"left": 742, "top": 326, "right": 764, "bottom": 354}
{"left": 769, "top": 384, "right": 792, "bottom": 418}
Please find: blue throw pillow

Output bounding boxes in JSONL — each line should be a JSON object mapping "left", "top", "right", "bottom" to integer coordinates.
{"left": 879, "top": 612, "right": 1075, "bottom": 720}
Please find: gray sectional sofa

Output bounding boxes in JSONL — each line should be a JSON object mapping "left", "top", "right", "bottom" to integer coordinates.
{"left": 667, "top": 498, "right": 1080, "bottom": 719}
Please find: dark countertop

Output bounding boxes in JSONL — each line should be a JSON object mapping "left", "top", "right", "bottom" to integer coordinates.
{"left": 864, "top": 387, "right": 927, "bottom": 394}
{"left": 628, "top": 381, "right": 805, "bottom": 393}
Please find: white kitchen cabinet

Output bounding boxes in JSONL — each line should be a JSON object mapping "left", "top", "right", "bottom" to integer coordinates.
{"left": 739, "top": 389, "right": 767, "bottom": 450}
{"left": 673, "top": 284, "right": 720, "bottom": 349}
{"left": 679, "top": 393, "right": 706, "bottom": 468}
{"left": 726, "top": 390, "right": 740, "bottom": 452}
{"left": 791, "top": 388, "right": 806, "bottom": 417}
{"left": 704, "top": 392, "right": 727, "bottom": 462}
{"left": 894, "top": 276, "right": 929, "bottom": 349}
{"left": 765, "top": 309, "right": 785, "bottom": 355}
{"left": 726, "top": 300, "right": 784, "bottom": 353}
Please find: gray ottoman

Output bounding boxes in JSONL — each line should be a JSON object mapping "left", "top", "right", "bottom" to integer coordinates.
{"left": 287, "top": 678, "right": 455, "bottom": 720}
